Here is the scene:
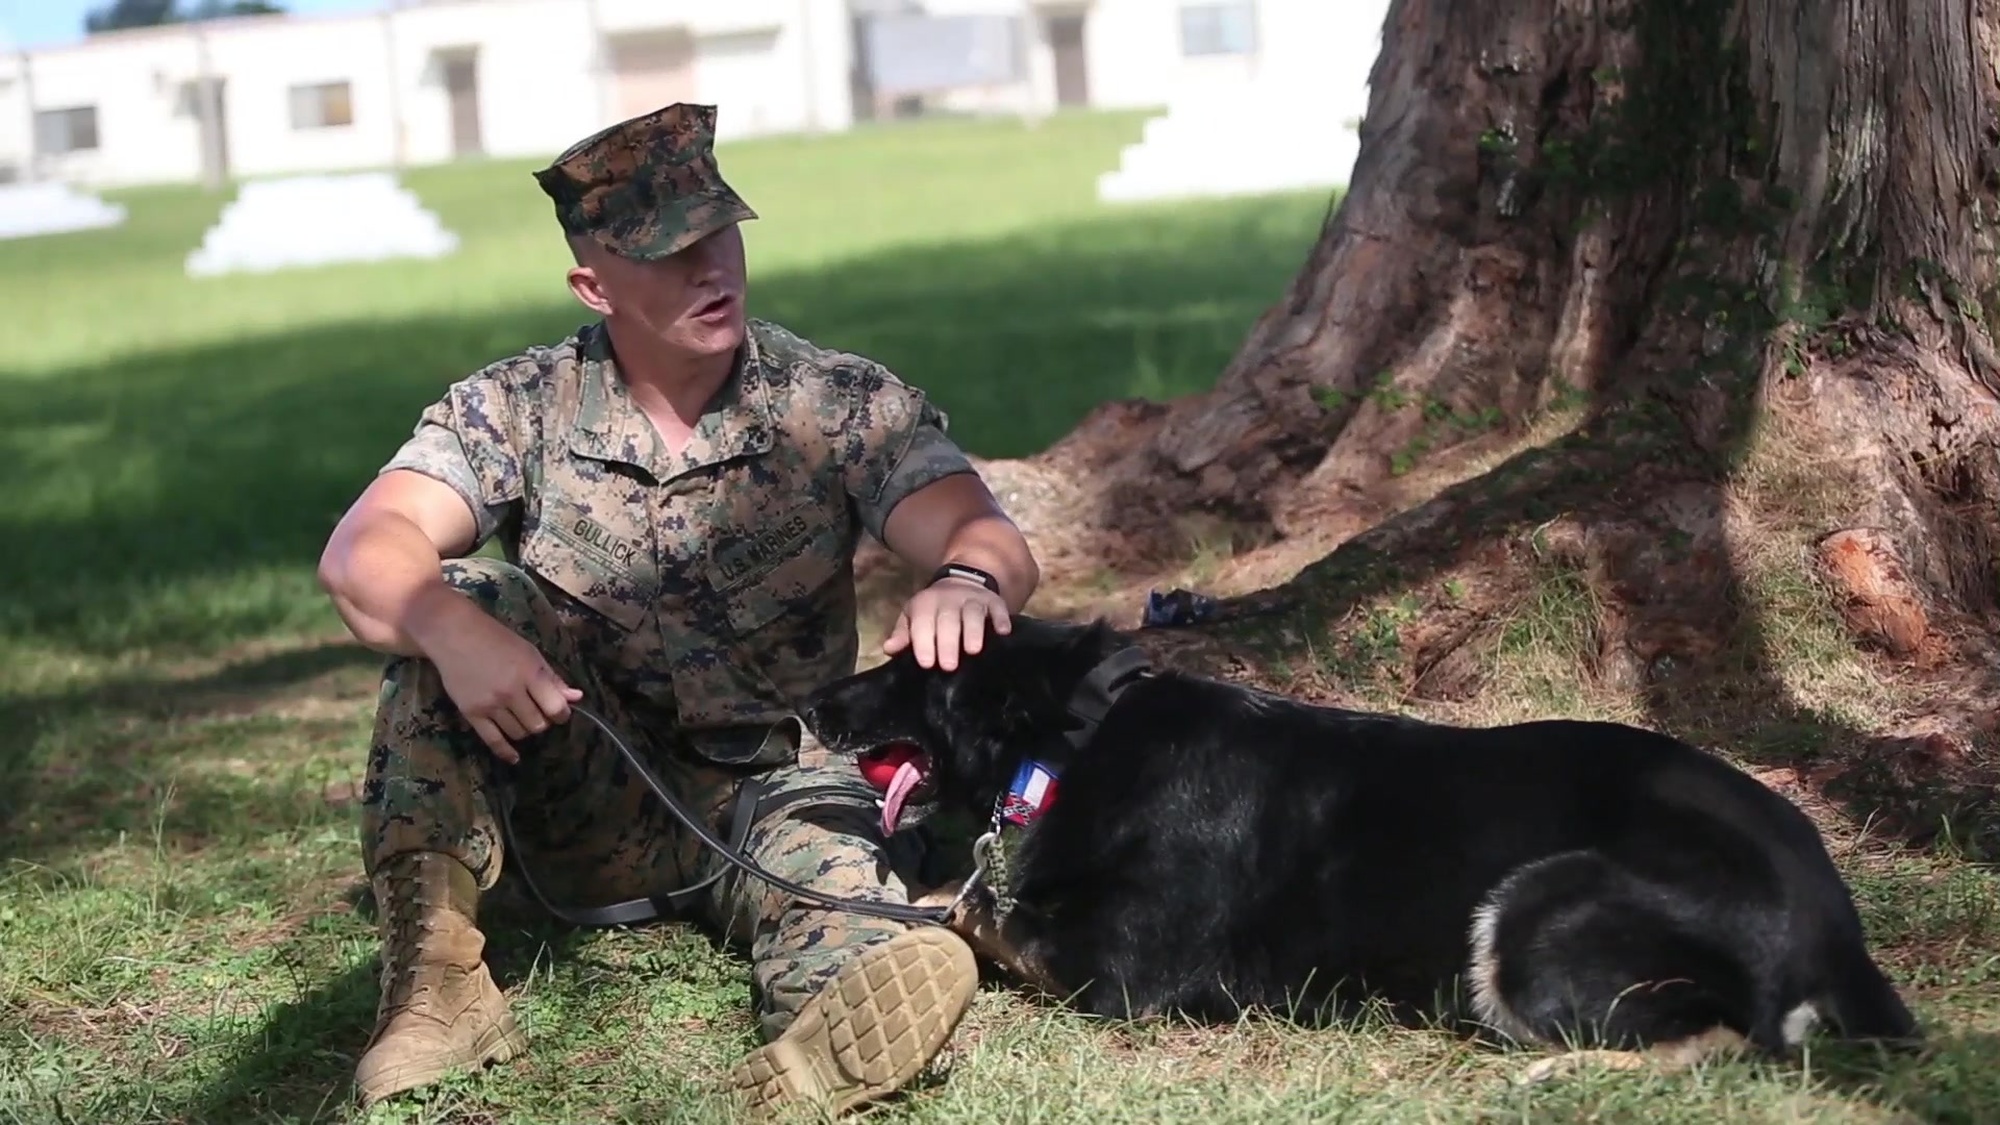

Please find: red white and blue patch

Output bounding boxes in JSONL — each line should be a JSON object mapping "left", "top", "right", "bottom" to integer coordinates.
{"left": 1000, "top": 760, "right": 1060, "bottom": 827}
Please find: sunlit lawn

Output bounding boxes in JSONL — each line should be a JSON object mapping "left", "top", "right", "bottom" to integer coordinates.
{"left": 2, "top": 108, "right": 1998, "bottom": 1125}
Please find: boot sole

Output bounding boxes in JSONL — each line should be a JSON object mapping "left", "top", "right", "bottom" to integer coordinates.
{"left": 354, "top": 1012, "right": 528, "bottom": 1107}
{"left": 729, "top": 927, "right": 978, "bottom": 1118}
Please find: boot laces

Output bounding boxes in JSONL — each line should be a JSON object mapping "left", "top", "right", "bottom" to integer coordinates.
{"left": 376, "top": 867, "right": 448, "bottom": 1014}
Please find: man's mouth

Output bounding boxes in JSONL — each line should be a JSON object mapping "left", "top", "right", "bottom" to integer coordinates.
{"left": 692, "top": 292, "right": 736, "bottom": 321}
{"left": 857, "top": 742, "right": 933, "bottom": 836}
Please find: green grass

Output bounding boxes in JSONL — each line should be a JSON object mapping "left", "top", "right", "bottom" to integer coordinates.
{"left": 3, "top": 109, "right": 1999, "bottom": 1124}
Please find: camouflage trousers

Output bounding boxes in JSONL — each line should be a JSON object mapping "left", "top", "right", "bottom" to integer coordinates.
{"left": 360, "top": 557, "right": 935, "bottom": 1039}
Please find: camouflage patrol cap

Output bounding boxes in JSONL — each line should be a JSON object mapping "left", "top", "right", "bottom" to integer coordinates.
{"left": 533, "top": 102, "right": 758, "bottom": 260}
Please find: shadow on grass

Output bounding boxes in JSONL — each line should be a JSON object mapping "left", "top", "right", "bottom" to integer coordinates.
{"left": 1806, "top": 1031, "right": 2000, "bottom": 1125}
{"left": 179, "top": 912, "right": 598, "bottom": 1125}
{"left": 3, "top": 638, "right": 378, "bottom": 733}
{"left": 0, "top": 640, "right": 387, "bottom": 868}
{"left": 180, "top": 958, "right": 380, "bottom": 1124}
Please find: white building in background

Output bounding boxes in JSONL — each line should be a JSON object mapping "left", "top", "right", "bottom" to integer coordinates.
{"left": 0, "top": 0, "right": 856, "bottom": 189}
{"left": 1097, "top": 0, "right": 1389, "bottom": 201}
{"left": 0, "top": 0, "right": 1361, "bottom": 191}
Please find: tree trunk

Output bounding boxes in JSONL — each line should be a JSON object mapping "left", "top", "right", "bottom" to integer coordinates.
{"left": 938, "top": 0, "right": 2000, "bottom": 852}
{"left": 1082, "top": 0, "right": 1998, "bottom": 535}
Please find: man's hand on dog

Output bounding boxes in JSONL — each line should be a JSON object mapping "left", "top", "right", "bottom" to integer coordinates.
{"left": 884, "top": 574, "right": 1011, "bottom": 672}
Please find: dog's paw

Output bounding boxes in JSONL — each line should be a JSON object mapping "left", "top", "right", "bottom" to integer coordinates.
{"left": 1516, "top": 1028, "right": 1747, "bottom": 1087}
{"left": 910, "top": 879, "right": 966, "bottom": 911}
{"left": 1515, "top": 1050, "right": 1643, "bottom": 1086}
{"left": 1516, "top": 1054, "right": 1569, "bottom": 1086}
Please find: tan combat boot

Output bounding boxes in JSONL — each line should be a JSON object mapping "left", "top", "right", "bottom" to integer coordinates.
{"left": 727, "top": 926, "right": 980, "bottom": 1119}
{"left": 353, "top": 851, "right": 527, "bottom": 1107}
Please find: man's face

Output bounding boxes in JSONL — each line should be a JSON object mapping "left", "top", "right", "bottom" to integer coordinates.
{"left": 566, "top": 223, "right": 748, "bottom": 360}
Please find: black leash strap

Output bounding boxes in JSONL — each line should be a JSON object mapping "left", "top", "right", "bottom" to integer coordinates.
{"left": 491, "top": 703, "right": 953, "bottom": 928}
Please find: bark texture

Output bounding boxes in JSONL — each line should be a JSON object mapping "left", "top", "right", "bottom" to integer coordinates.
{"left": 1086, "top": 0, "right": 2000, "bottom": 533}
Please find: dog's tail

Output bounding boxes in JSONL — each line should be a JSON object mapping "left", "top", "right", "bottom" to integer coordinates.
{"left": 1795, "top": 944, "right": 1922, "bottom": 1049}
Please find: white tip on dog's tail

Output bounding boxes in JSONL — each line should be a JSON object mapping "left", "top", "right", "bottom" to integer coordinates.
{"left": 1810, "top": 947, "right": 1922, "bottom": 1047}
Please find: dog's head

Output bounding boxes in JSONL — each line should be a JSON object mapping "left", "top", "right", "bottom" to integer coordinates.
{"left": 803, "top": 615, "right": 1138, "bottom": 836}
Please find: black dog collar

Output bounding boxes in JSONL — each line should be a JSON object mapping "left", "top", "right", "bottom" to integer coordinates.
{"left": 1063, "top": 644, "right": 1155, "bottom": 751}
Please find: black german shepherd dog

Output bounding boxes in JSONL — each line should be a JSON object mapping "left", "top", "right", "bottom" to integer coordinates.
{"left": 801, "top": 615, "right": 1920, "bottom": 1078}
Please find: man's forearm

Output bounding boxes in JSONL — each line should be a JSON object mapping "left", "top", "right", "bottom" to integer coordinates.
{"left": 877, "top": 473, "right": 1041, "bottom": 614}
{"left": 933, "top": 513, "right": 1039, "bottom": 612}
{"left": 318, "top": 512, "right": 475, "bottom": 658}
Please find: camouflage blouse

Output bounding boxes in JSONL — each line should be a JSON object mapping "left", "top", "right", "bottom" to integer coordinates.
{"left": 378, "top": 317, "right": 977, "bottom": 765}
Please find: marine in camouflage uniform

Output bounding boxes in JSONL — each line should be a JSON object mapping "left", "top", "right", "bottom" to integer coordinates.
{"left": 343, "top": 102, "right": 1004, "bottom": 1118}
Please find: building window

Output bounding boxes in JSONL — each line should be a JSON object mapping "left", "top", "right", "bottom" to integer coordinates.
{"left": 35, "top": 106, "right": 100, "bottom": 154}
{"left": 288, "top": 81, "right": 355, "bottom": 130}
{"left": 1178, "top": 2, "right": 1257, "bottom": 58}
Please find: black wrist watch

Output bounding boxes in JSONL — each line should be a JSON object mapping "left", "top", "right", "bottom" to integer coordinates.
{"left": 931, "top": 562, "right": 1001, "bottom": 596}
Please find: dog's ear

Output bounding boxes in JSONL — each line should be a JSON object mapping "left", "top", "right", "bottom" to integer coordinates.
{"left": 999, "top": 659, "right": 1071, "bottom": 728}
{"left": 1064, "top": 618, "right": 1128, "bottom": 670}
{"left": 948, "top": 616, "right": 1124, "bottom": 745}
{"left": 1005, "top": 618, "right": 1126, "bottom": 731}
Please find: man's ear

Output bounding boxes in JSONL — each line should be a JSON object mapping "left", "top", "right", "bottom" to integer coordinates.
{"left": 566, "top": 265, "right": 613, "bottom": 317}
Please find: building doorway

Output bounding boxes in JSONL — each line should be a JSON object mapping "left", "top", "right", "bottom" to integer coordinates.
{"left": 1046, "top": 12, "right": 1088, "bottom": 107}
{"left": 441, "top": 50, "right": 482, "bottom": 157}
{"left": 607, "top": 28, "right": 697, "bottom": 120}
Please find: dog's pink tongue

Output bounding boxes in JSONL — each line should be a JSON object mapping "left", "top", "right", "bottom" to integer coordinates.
{"left": 881, "top": 758, "right": 925, "bottom": 836}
